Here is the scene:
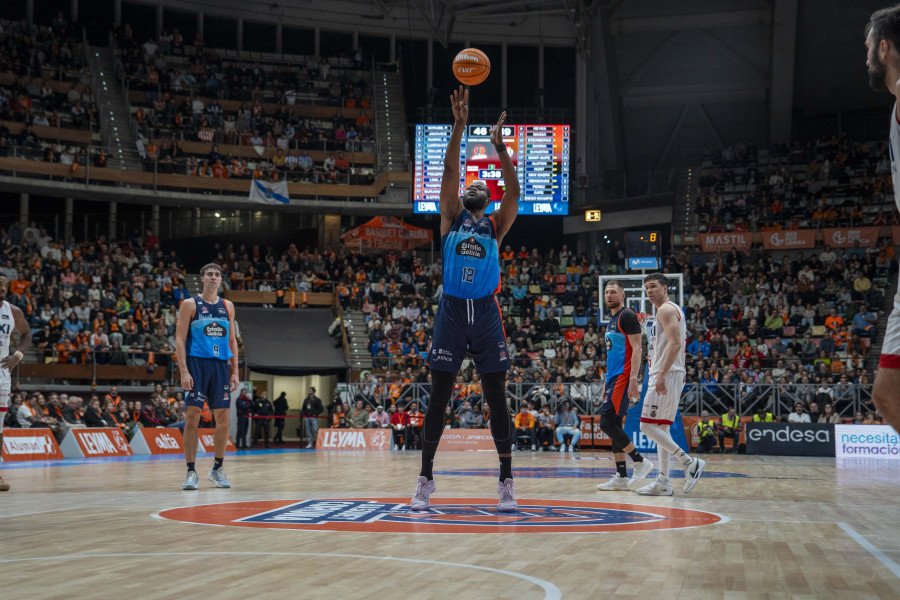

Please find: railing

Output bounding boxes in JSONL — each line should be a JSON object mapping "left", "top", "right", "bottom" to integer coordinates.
{"left": 0, "top": 154, "right": 411, "bottom": 200}
{"left": 339, "top": 381, "right": 877, "bottom": 419}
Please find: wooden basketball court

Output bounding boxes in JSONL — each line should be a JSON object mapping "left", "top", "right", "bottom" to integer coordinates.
{"left": 2, "top": 449, "right": 898, "bottom": 599}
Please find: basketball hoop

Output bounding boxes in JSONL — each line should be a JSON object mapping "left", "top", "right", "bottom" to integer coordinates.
{"left": 636, "top": 313, "right": 653, "bottom": 325}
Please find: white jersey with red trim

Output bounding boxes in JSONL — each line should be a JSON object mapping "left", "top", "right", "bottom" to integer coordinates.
{"left": 891, "top": 101, "right": 900, "bottom": 214}
{"left": 0, "top": 300, "right": 12, "bottom": 361}
{"left": 647, "top": 300, "right": 686, "bottom": 376}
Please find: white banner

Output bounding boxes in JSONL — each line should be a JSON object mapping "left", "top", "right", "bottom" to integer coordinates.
{"left": 834, "top": 424, "right": 900, "bottom": 459}
{"left": 249, "top": 179, "right": 290, "bottom": 205}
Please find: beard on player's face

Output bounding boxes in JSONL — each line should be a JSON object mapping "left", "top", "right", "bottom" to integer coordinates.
{"left": 869, "top": 41, "right": 890, "bottom": 92}
{"left": 463, "top": 187, "right": 489, "bottom": 212}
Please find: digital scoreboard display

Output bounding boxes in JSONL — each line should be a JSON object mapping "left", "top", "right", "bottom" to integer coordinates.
{"left": 413, "top": 123, "right": 570, "bottom": 215}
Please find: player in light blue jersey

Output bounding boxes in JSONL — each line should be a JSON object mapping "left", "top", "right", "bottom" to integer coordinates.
{"left": 410, "top": 87, "right": 522, "bottom": 512}
{"left": 175, "top": 263, "right": 239, "bottom": 490}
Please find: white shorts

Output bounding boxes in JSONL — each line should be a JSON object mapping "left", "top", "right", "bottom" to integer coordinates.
{"left": 880, "top": 296, "right": 900, "bottom": 369}
{"left": 641, "top": 371, "right": 685, "bottom": 426}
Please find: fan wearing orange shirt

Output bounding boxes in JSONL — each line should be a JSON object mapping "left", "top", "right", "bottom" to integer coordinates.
{"left": 514, "top": 405, "right": 536, "bottom": 450}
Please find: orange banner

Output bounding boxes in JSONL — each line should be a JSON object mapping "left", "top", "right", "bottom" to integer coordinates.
{"left": 61, "top": 428, "right": 132, "bottom": 458}
{"left": 130, "top": 428, "right": 185, "bottom": 455}
{"left": 579, "top": 416, "right": 613, "bottom": 449}
{"left": 762, "top": 229, "right": 817, "bottom": 250}
{"left": 316, "top": 428, "right": 393, "bottom": 450}
{"left": 822, "top": 227, "right": 880, "bottom": 248}
{"left": 198, "top": 428, "right": 237, "bottom": 453}
{"left": 1, "top": 428, "right": 64, "bottom": 461}
{"left": 341, "top": 216, "right": 433, "bottom": 251}
{"left": 699, "top": 232, "right": 751, "bottom": 252}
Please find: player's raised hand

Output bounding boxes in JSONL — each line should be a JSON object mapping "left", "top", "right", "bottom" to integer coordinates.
{"left": 490, "top": 111, "right": 507, "bottom": 147}
{"left": 451, "top": 86, "right": 469, "bottom": 124}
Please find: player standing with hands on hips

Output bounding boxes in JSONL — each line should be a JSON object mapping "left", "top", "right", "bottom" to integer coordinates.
{"left": 0, "top": 274, "right": 33, "bottom": 492}
{"left": 636, "top": 273, "right": 705, "bottom": 496}
{"left": 175, "top": 263, "right": 240, "bottom": 490}
{"left": 866, "top": 5, "right": 900, "bottom": 432}
{"left": 410, "top": 86, "right": 521, "bottom": 511}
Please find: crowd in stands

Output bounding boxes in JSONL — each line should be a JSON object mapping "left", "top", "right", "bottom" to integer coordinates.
{"left": 112, "top": 23, "right": 376, "bottom": 184}
{"left": 0, "top": 221, "right": 191, "bottom": 379}
{"left": 3, "top": 383, "right": 191, "bottom": 442}
{"left": 697, "top": 136, "right": 900, "bottom": 232}
{"left": 0, "top": 17, "right": 98, "bottom": 163}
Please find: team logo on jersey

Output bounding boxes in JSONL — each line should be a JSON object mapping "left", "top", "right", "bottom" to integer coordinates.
{"left": 218, "top": 308, "right": 227, "bottom": 316}
{"left": 203, "top": 322, "right": 227, "bottom": 337}
{"left": 456, "top": 237, "right": 486, "bottom": 259}
{"left": 156, "top": 498, "right": 727, "bottom": 533}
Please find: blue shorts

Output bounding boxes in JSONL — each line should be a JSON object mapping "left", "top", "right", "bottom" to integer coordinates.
{"left": 600, "top": 373, "right": 631, "bottom": 417}
{"left": 427, "top": 294, "right": 510, "bottom": 374}
{"left": 185, "top": 356, "right": 231, "bottom": 409}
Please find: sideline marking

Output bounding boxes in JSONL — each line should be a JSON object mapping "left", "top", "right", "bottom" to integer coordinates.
{"left": 0, "top": 551, "right": 562, "bottom": 599}
{"left": 838, "top": 522, "right": 900, "bottom": 580}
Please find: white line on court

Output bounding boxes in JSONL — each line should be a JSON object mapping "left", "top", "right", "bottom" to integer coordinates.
{"left": 0, "top": 551, "right": 563, "bottom": 599}
{"left": 838, "top": 522, "right": 900, "bottom": 580}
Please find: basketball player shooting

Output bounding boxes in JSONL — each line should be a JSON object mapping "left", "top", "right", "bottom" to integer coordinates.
{"left": 410, "top": 86, "right": 521, "bottom": 512}
{"left": 175, "top": 263, "right": 240, "bottom": 490}
{"left": 637, "top": 273, "right": 705, "bottom": 495}
{"left": 866, "top": 6, "right": 900, "bottom": 432}
{"left": 0, "top": 274, "right": 33, "bottom": 492}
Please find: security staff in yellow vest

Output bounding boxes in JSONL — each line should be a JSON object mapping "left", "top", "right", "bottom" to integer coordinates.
{"left": 753, "top": 407, "right": 774, "bottom": 422}
{"left": 718, "top": 406, "right": 742, "bottom": 454}
{"left": 694, "top": 410, "right": 718, "bottom": 454}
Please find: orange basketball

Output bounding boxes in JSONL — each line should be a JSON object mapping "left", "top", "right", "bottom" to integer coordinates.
{"left": 452, "top": 48, "right": 490, "bottom": 86}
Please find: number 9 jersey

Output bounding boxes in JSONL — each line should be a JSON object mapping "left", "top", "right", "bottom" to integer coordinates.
{"left": 187, "top": 296, "right": 233, "bottom": 360}
{"left": 441, "top": 209, "right": 501, "bottom": 299}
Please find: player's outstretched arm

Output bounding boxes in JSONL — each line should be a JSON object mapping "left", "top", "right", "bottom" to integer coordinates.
{"left": 440, "top": 86, "right": 467, "bottom": 237}
{"left": 489, "top": 111, "right": 521, "bottom": 244}
{"left": 175, "top": 298, "right": 195, "bottom": 390}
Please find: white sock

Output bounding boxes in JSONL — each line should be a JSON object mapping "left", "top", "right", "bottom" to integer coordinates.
{"left": 658, "top": 450, "right": 670, "bottom": 481}
{"left": 641, "top": 423, "right": 691, "bottom": 467}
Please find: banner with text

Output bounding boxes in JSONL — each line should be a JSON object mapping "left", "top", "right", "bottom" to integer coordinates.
{"left": 439, "top": 429, "right": 498, "bottom": 451}
{"left": 762, "top": 229, "right": 817, "bottom": 250}
{"left": 822, "top": 227, "right": 880, "bottom": 248}
{"left": 130, "top": 428, "right": 185, "bottom": 455}
{"left": 60, "top": 427, "right": 133, "bottom": 458}
{"left": 580, "top": 416, "right": 613, "bottom": 449}
{"left": 834, "top": 424, "right": 900, "bottom": 459}
{"left": 745, "top": 422, "right": 835, "bottom": 457}
{"left": 0, "top": 428, "right": 64, "bottom": 461}
{"left": 198, "top": 428, "right": 237, "bottom": 453}
{"left": 316, "top": 428, "right": 393, "bottom": 450}
{"left": 699, "top": 232, "right": 751, "bottom": 253}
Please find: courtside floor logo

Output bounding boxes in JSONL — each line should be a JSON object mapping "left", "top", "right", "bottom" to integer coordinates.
{"left": 157, "top": 498, "right": 726, "bottom": 533}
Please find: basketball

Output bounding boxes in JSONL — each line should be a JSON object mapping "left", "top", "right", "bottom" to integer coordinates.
{"left": 452, "top": 48, "right": 490, "bottom": 86}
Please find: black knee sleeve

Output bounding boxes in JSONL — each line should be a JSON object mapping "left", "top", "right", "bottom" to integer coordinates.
{"left": 481, "top": 371, "right": 512, "bottom": 454}
{"left": 422, "top": 369, "right": 456, "bottom": 449}
{"left": 599, "top": 411, "right": 631, "bottom": 452}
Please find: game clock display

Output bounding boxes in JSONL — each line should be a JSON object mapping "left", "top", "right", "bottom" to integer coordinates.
{"left": 413, "top": 123, "right": 570, "bottom": 215}
{"left": 625, "top": 231, "right": 660, "bottom": 270}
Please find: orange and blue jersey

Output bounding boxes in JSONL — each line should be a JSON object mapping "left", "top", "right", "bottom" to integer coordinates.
{"left": 602, "top": 307, "right": 642, "bottom": 415}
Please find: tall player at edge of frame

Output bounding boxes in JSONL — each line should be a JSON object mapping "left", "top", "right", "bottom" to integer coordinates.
{"left": 0, "top": 274, "right": 33, "bottom": 492}
{"left": 866, "top": 5, "right": 900, "bottom": 432}
{"left": 637, "top": 273, "right": 705, "bottom": 496}
{"left": 409, "top": 86, "right": 521, "bottom": 512}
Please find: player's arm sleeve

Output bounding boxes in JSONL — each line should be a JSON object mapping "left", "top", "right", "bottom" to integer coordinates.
{"left": 619, "top": 310, "right": 642, "bottom": 335}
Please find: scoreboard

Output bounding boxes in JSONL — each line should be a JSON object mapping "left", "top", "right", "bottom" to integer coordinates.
{"left": 413, "top": 123, "right": 570, "bottom": 215}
